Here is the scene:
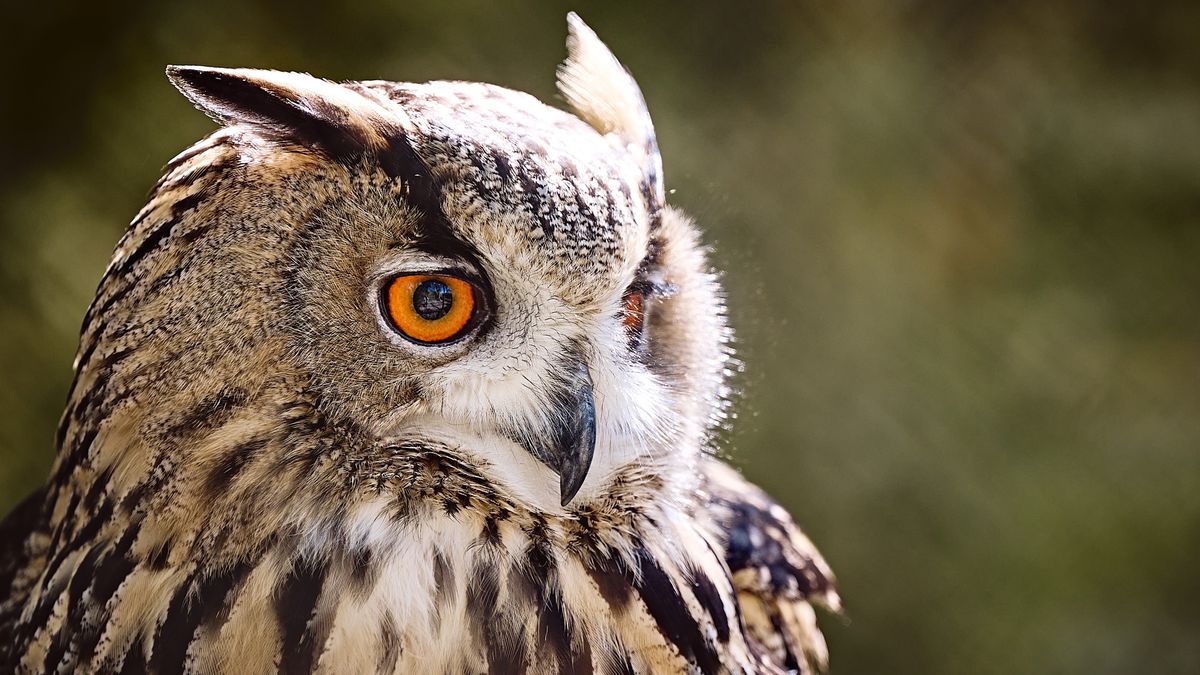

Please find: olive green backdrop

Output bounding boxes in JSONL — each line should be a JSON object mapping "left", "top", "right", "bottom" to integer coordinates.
{"left": 2, "top": 1, "right": 1198, "bottom": 673}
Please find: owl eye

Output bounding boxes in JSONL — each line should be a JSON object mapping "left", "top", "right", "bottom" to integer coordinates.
{"left": 383, "top": 274, "right": 479, "bottom": 344}
{"left": 622, "top": 291, "right": 646, "bottom": 335}
{"left": 620, "top": 275, "right": 675, "bottom": 349}
{"left": 621, "top": 289, "right": 650, "bottom": 351}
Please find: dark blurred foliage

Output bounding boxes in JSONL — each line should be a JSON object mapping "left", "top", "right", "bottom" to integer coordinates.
{"left": 2, "top": 1, "right": 1198, "bottom": 673}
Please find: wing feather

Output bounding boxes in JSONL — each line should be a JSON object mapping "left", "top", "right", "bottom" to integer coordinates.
{"left": 701, "top": 459, "right": 840, "bottom": 674}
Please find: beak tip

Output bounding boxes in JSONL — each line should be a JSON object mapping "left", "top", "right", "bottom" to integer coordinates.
{"left": 560, "top": 471, "right": 585, "bottom": 507}
{"left": 554, "top": 358, "right": 597, "bottom": 509}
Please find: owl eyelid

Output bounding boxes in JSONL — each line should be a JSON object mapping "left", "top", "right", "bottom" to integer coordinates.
{"left": 647, "top": 279, "right": 678, "bottom": 299}
{"left": 373, "top": 244, "right": 484, "bottom": 278}
{"left": 385, "top": 267, "right": 485, "bottom": 287}
{"left": 625, "top": 277, "right": 676, "bottom": 301}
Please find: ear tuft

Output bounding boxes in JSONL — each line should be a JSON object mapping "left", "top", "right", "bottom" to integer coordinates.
{"left": 558, "top": 14, "right": 664, "bottom": 214}
{"left": 166, "top": 65, "right": 406, "bottom": 166}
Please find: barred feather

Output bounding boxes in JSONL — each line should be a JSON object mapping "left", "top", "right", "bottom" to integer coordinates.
{"left": 0, "top": 15, "right": 836, "bottom": 675}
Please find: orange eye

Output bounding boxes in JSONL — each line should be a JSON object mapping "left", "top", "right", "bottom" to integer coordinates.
{"left": 384, "top": 274, "right": 478, "bottom": 344}
{"left": 622, "top": 291, "right": 646, "bottom": 334}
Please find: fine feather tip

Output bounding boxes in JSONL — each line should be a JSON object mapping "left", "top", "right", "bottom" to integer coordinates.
{"left": 557, "top": 12, "right": 664, "bottom": 210}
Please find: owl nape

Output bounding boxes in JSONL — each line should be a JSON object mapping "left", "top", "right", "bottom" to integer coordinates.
{"left": 0, "top": 14, "right": 838, "bottom": 675}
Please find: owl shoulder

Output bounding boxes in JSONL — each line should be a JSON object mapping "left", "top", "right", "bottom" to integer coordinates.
{"left": 700, "top": 458, "right": 841, "bottom": 674}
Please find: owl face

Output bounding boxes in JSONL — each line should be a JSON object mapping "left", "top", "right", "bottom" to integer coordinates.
{"left": 155, "top": 16, "right": 729, "bottom": 514}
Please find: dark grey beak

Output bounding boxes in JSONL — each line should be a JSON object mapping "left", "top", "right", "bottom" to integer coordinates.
{"left": 550, "top": 360, "right": 597, "bottom": 506}
{"left": 510, "top": 357, "right": 597, "bottom": 506}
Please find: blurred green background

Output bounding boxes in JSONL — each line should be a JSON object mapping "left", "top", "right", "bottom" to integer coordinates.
{"left": 2, "top": 1, "right": 1198, "bottom": 673}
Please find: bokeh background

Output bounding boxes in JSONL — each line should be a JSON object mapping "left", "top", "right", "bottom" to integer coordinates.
{"left": 2, "top": 1, "right": 1198, "bottom": 673}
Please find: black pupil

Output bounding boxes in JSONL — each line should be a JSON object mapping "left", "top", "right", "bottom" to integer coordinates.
{"left": 412, "top": 279, "right": 455, "bottom": 321}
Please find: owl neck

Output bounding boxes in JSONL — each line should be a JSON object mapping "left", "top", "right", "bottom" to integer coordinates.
{"left": 17, "top": 380, "right": 734, "bottom": 672}
{"left": 44, "top": 380, "right": 695, "bottom": 573}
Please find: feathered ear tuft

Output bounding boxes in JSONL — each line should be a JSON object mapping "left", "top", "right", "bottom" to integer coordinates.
{"left": 557, "top": 14, "right": 664, "bottom": 215}
{"left": 166, "top": 66, "right": 409, "bottom": 166}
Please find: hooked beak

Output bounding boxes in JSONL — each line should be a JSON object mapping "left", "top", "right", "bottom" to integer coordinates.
{"left": 547, "top": 359, "right": 597, "bottom": 506}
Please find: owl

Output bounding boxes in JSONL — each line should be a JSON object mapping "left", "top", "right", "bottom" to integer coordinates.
{"left": 0, "top": 14, "right": 838, "bottom": 675}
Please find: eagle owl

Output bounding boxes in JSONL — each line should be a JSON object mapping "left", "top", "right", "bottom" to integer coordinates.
{"left": 0, "top": 15, "right": 838, "bottom": 675}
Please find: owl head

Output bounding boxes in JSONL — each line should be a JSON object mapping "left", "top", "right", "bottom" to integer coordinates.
{"left": 73, "top": 15, "right": 730, "bottom": 521}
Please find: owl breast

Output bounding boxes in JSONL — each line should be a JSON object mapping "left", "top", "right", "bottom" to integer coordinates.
{"left": 230, "top": 492, "right": 755, "bottom": 675}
